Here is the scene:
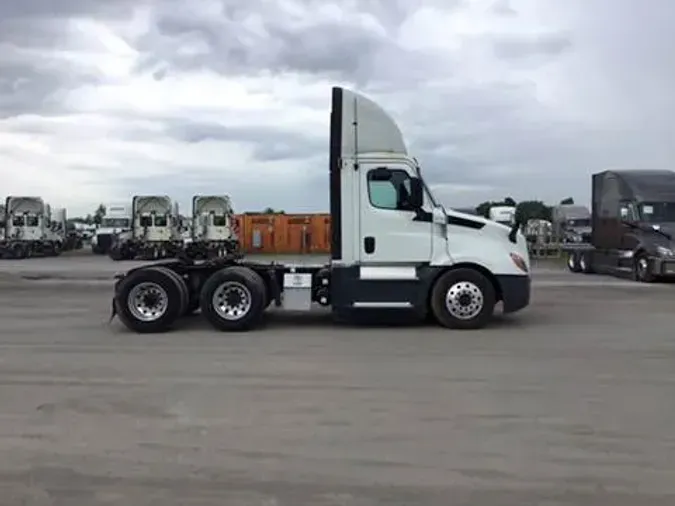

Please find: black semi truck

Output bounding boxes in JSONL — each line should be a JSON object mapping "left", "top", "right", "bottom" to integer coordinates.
{"left": 565, "top": 169, "right": 675, "bottom": 282}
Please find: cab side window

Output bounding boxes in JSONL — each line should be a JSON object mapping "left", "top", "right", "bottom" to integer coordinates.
{"left": 367, "top": 168, "right": 414, "bottom": 211}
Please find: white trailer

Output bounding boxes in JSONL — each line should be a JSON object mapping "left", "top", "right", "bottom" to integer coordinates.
{"left": 184, "top": 195, "right": 239, "bottom": 259}
{"left": 110, "top": 196, "right": 182, "bottom": 261}
{"left": 1, "top": 196, "right": 63, "bottom": 258}
{"left": 111, "top": 87, "right": 531, "bottom": 333}
{"left": 92, "top": 203, "right": 132, "bottom": 255}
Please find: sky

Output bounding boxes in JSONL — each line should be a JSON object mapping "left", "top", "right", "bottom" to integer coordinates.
{"left": 0, "top": 0, "right": 673, "bottom": 217}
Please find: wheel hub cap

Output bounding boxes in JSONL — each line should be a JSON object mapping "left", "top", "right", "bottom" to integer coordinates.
{"left": 445, "top": 281, "right": 484, "bottom": 320}
{"left": 212, "top": 282, "right": 252, "bottom": 321}
{"left": 128, "top": 282, "right": 168, "bottom": 322}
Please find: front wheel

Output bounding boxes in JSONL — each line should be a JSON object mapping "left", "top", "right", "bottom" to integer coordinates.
{"left": 634, "top": 253, "right": 655, "bottom": 283}
{"left": 430, "top": 268, "right": 496, "bottom": 330}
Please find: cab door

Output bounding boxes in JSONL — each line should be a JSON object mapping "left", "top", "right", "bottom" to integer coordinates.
{"left": 358, "top": 162, "right": 432, "bottom": 264}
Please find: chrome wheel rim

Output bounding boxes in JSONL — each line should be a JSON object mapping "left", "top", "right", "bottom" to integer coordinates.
{"left": 445, "top": 281, "right": 484, "bottom": 320}
{"left": 212, "top": 281, "right": 252, "bottom": 321}
{"left": 568, "top": 254, "right": 575, "bottom": 269}
{"left": 637, "top": 257, "right": 648, "bottom": 278}
{"left": 579, "top": 255, "right": 586, "bottom": 270}
{"left": 128, "top": 282, "right": 168, "bottom": 322}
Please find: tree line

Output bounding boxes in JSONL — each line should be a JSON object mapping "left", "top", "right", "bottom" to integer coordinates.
{"left": 475, "top": 197, "right": 575, "bottom": 223}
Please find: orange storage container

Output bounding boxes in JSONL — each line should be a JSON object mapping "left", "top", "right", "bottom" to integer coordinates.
{"left": 240, "top": 214, "right": 277, "bottom": 254}
{"left": 280, "top": 214, "right": 313, "bottom": 254}
{"left": 309, "top": 214, "right": 331, "bottom": 254}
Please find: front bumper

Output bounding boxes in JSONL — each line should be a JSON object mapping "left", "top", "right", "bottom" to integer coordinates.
{"left": 652, "top": 258, "right": 675, "bottom": 276}
{"left": 495, "top": 274, "right": 531, "bottom": 313}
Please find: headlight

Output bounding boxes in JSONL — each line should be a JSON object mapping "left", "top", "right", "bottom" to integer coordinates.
{"left": 656, "top": 245, "right": 674, "bottom": 257}
{"left": 509, "top": 252, "right": 529, "bottom": 273}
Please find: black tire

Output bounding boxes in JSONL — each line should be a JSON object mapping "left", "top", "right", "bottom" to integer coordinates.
{"left": 114, "top": 268, "right": 183, "bottom": 333}
{"left": 149, "top": 266, "right": 189, "bottom": 316}
{"left": 633, "top": 253, "right": 655, "bottom": 283}
{"left": 579, "top": 251, "right": 594, "bottom": 274}
{"left": 567, "top": 252, "right": 581, "bottom": 273}
{"left": 430, "top": 268, "right": 496, "bottom": 330}
{"left": 199, "top": 266, "right": 267, "bottom": 331}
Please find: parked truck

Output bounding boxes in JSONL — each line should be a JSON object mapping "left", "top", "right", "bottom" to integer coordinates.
{"left": 552, "top": 204, "right": 592, "bottom": 244}
{"left": 91, "top": 203, "right": 132, "bottom": 255}
{"left": 184, "top": 195, "right": 239, "bottom": 259}
{"left": 489, "top": 205, "right": 516, "bottom": 226}
{"left": 110, "top": 86, "right": 531, "bottom": 334}
{"left": 565, "top": 169, "right": 675, "bottom": 282}
{"left": 1, "top": 196, "right": 63, "bottom": 258}
{"left": 109, "top": 195, "right": 183, "bottom": 261}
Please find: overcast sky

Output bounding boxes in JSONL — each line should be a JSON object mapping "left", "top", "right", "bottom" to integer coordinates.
{"left": 0, "top": 0, "right": 673, "bottom": 217}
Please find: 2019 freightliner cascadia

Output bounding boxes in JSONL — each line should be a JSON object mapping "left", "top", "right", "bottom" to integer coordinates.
{"left": 565, "top": 169, "right": 675, "bottom": 282}
{"left": 110, "top": 87, "right": 532, "bottom": 333}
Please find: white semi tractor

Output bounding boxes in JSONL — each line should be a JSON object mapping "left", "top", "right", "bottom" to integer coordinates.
{"left": 109, "top": 195, "right": 183, "bottom": 261}
{"left": 91, "top": 203, "right": 132, "bottom": 255}
{"left": 111, "top": 87, "right": 532, "bottom": 333}
{"left": 0, "top": 196, "right": 64, "bottom": 258}
{"left": 184, "top": 195, "right": 239, "bottom": 259}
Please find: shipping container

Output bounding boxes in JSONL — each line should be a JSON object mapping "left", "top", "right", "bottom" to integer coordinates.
{"left": 235, "top": 213, "right": 332, "bottom": 255}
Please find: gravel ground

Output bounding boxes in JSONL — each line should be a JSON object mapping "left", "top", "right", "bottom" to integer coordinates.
{"left": 0, "top": 258, "right": 673, "bottom": 505}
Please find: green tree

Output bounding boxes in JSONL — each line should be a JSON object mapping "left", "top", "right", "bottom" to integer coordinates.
{"left": 92, "top": 204, "right": 106, "bottom": 225}
{"left": 262, "top": 207, "right": 285, "bottom": 214}
{"left": 560, "top": 197, "right": 574, "bottom": 205}
{"left": 515, "top": 200, "right": 552, "bottom": 224}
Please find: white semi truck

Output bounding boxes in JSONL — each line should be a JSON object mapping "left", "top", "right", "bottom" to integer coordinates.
{"left": 184, "top": 195, "right": 239, "bottom": 259}
{"left": 91, "top": 203, "right": 132, "bottom": 255}
{"left": 109, "top": 195, "right": 183, "bottom": 261}
{"left": 111, "top": 87, "right": 531, "bottom": 333}
{"left": 1, "top": 196, "right": 64, "bottom": 258}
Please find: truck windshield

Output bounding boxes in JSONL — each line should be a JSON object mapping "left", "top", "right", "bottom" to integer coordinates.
{"left": 154, "top": 215, "right": 168, "bottom": 227}
{"left": 213, "top": 215, "right": 228, "bottom": 227}
{"left": 12, "top": 216, "right": 24, "bottom": 226}
{"left": 639, "top": 202, "right": 675, "bottom": 223}
{"left": 568, "top": 219, "right": 590, "bottom": 227}
{"left": 26, "top": 216, "right": 39, "bottom": 227}
{"left": 102, "top": 218, "right": 129, "bottom": 228}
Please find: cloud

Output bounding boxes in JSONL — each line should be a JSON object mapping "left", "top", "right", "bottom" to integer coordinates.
{"left": 0, "top": 0, "right": 673, "bottom": 217}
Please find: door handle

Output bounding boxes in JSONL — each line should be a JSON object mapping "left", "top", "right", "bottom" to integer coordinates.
{"left": 364, "top": 236, "right": 375, "bottom": 254}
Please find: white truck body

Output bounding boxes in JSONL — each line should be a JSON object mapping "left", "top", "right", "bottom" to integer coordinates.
{"left": 5, "top": 196, "right": 47, "bottom": 241}
{"left": 191, "top": 195, "right": 235, "bottom": 242}
{"left": 112, "top": 86, "right": 531, "bottom": 333}
{"left": 91, "top": 203, "right": 132, "bottom": 254}
{"left": 132, "top": 195, "right": 179, "bottom": 242}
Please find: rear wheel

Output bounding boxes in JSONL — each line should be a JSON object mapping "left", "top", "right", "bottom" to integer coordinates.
{"left": 567, "top": 252, "right": 582, "bottom": 273}
{"left": 114, "top": 268, "right": 183, "bottom": 333}
{"left": 430, "top": 268, "right": 496, "bottom": 330}
{"left": 149, "top": 266, "right": 189, "bottom": 316}
{"left": 579, "top": 251, "right": 593, "bottom": 274}
{"left": 200, "top": 266, "right": 267, "bottom": 331}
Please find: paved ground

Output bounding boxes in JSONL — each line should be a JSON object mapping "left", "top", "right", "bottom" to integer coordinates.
{"left": 0, "top": 258, "right": 674, "bottom": 504}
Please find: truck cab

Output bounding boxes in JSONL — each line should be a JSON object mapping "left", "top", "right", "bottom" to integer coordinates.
{"left": 328, "top": 87, "right": 531, "bottom": 318}
{"left": 567, "top": 170, "right": 675, "bottom": 281}
{"left": 92, "top": 204, "right": 132, "bottom": 255}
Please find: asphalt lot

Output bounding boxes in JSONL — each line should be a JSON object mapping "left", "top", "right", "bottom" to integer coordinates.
{"left": 0, "top": 256, "right": 674, "bottom": 505}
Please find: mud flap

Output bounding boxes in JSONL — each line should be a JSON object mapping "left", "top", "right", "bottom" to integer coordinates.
{"left": 109, "top": 298, "right": 117, "bottom": 323}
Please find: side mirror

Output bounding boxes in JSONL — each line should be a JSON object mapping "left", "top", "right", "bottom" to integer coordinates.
{"left": 408, "top": 178, "right": 424, "bottom": 209}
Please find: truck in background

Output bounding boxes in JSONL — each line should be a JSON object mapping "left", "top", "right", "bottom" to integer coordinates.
{"left": 91, "top": 203, "right": 132, "bottom": 255}
{"left": 111, "top": 86, "right": 531, "bottom": 334}
{"left": 565, "top": 169, "right": 675, "bottom": 282}
{"left": 109, "top": 195, "right": 183, "bottom": 261}
{"left": 489, "top": 205, "right": 516, "bottom": 226}
{"left": 184, "top": 195, "right": 239, "bottom": 259}
{"left": 0, "top": 196, "right": 64, "bottom": 258}
{"left": 552, "top": 204, "right": 592, "bottom": 244}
